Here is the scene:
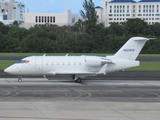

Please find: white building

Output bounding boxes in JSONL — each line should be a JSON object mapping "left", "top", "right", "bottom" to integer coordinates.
{"left": 102, "top": 0, "right": 160, "bottom": 27}
{"left": 0, "top": 13, "right": 14, "bottom": 25}
{"left": 23, "top": 10, "right": 79, "bottom": 29}
{"left": 95, "top": 6, "right": 104, "bottom": 24}
{"left": 13, "top": 1, "right": 25, "bottom": 21}
{"left": 0, "top": 0, "right": 25, "bottom": 25}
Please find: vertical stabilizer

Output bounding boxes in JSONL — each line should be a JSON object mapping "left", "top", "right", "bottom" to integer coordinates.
{"left": 114, "top": 37, "right": 150, "bottom": 60}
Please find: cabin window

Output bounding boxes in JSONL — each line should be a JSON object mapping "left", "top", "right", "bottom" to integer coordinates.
{"left": 79, "top": 62, "right": 81, "bottom": 65}
{"left": 57, "top": 63, "right": 59, "bottom": 65}
{"left": 68, "top": 62, "right": 70, "bottom": 65}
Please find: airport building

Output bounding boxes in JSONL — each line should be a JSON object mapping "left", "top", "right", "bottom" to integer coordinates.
{"left": 101, "top": 0, "right": 160, "bottom": 27}
{"left": 23, "top": 10, "right": 79, "bottom": 29}
{"left": 0, "top": 0, "right": 25, "bottom": 25}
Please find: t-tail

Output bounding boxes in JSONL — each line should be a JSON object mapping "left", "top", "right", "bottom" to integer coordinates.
{"left": 114, "top": 37, "right": 153, "bottom": 60}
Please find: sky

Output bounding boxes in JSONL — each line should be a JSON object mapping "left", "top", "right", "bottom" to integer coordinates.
{"left": 18, "top": 0, "right": 102, "bottom": 14}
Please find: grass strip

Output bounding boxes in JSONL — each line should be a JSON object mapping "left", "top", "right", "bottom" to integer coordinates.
{"left": 126, "top": 62, "right": 160, "bottom": 71}
{"left": 0, "top": 53, "right": 108, "bottom": 56}
{"left": 0, "top": 60, "right": 17, "bottom": 70}
{"left": 1, "top": 53, "right": 160, "bottom": 57}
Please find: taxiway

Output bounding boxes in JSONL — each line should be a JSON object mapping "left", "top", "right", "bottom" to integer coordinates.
{"left": 0, "top": 78, "right": 160, "bottom": 120}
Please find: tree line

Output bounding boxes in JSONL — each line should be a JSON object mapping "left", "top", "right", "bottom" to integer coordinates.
{"left": 0, "top": 0, "right": 160, "bottom": 54}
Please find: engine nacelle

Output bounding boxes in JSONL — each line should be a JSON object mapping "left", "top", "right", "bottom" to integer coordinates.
{"left": 85, "top": 57, "right": 102, "bottom": 67}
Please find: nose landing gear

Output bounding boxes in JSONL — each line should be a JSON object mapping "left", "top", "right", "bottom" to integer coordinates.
{"left": 18, "top": 76, "right": 22, "bottom": 82}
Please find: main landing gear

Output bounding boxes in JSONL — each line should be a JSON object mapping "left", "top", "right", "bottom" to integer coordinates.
{"left": 74, "top": 78, "right": 81, "bottom": 83}
{"left": 18, "top": 76, "right": 22, "bottom": 82}
{"left": 72, "top": 75, "right": 82, "bottom": 83}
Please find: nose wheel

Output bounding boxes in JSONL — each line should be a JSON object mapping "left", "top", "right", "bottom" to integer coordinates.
{"left": 18, "top": 76, "right": 22, "bottom": 82}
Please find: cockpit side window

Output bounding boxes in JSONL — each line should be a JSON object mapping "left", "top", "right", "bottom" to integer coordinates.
{"left": 17, "top": 60, "right": 23, "bottom": 63}
{"left": 17, "top": 60, "right": 29, "bottom": 64}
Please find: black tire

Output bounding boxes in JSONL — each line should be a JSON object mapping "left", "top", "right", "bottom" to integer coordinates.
{"left": 77, "top": 78, "right": 81, "bottom": 83}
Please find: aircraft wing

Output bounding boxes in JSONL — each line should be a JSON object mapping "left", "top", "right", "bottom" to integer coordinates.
{"left": 47, "top": 71, "right": 96, "bottom": 75}
{"left": 47, "top": 64, "right": 112, "bottom": 76}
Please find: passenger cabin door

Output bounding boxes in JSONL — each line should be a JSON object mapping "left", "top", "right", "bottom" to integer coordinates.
{"left": 35, "top": 56, "right": 43, "bottom": 71}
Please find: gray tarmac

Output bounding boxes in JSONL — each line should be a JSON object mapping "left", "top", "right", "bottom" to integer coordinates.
{"left": 0, "top": 77, "right": 160, "bottom": 120}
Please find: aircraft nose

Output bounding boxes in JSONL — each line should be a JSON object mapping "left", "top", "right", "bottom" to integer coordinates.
{"left": 4, "top": 67, "right": 11, "bottom": 74}
{"left": 4, "top": 67, "right": 14, "bottom": 74}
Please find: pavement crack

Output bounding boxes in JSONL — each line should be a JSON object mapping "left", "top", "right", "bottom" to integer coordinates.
{"left": 108, "top": 106, "right": 136, "bottom": 120}
{"left": 6, "top": 78, "right": 20, "bottom": 97}
{"left": 25, "top": 97, "right": 48, "bottom": 119}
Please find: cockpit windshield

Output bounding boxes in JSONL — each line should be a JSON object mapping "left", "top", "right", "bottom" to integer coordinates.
{"left": 17, "top": 60, "right": 29, "bottom": 64}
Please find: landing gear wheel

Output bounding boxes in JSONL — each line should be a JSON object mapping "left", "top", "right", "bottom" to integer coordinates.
{"left": 18, "top": 76, "right": 22, "bottom": 82}
{"left": 76, "top": 78, "right": 81, "bottom": 83}
{"left": 73, "top": 75, "right": 82, "bottom": 83}
{"left": 18, "top": 78, "right": 22, "bottom": 82}
{"left": 77, "top": 78, "right": 81, "bottom": 83}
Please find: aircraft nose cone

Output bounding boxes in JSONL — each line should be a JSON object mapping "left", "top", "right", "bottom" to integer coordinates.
{"left": 4, "top": 67, "right": 14, "bottom": 74}
{"left": 4, "top": 67, "right": 10, "bottom": 74}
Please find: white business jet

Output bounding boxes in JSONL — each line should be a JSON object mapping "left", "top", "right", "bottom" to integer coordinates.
{"left": 4, "top": 37, "right": 153, "bottom": 83}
